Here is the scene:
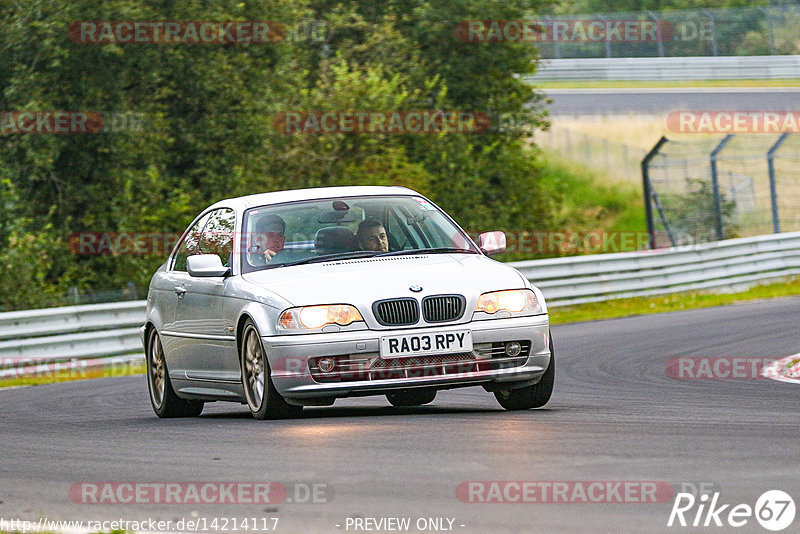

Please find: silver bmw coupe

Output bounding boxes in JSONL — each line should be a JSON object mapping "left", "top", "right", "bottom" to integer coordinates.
{"left": 141, "top": 186, "right": 554, "bottom": 419}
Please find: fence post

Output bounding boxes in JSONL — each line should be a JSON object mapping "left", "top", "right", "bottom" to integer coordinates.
{"left": 126, "top": 281, "right": 139, "bottom": 300}
{"left": 647, "top": 11, "right": 665, "bottom": 57}
{"left": 767, "top": 132, "right": 789, "bottom": 233}
{"left": 543, "top": 16, "right": 561, "bottom": 59}
{"left": 595, "top": 13, "right": 612, "bottom": 58}
{"left": 701, "top": 9, "right": 719, "bottom": 56}
{"left": 583, "top": 133, "right": 590, "bottom": 163}
{"left": 642, "top": 136, "right": 669, "bottom": 249}
{"left": 710, "top": 134, "right": 734, "bottom": 241}
{"left": 758, "top": 7, "right": 776, "bottom": 55}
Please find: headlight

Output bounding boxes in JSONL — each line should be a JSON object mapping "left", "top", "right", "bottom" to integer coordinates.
{"left": 475, "top": 289, "right": 540, "bottom": 314}
{"left": 278, "top": 304, "right": 364, "bottom": 330}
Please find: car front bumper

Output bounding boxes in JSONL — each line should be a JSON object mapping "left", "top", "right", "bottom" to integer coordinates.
{"left": 261, "top": 314, "right": 551, "bottom": 401}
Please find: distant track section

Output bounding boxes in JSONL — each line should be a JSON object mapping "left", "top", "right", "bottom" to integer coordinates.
{"left": 526, "top": 55, "right": 800, "bottom": 82}
{"left": 542, "top": 87, "right": 800, "bottom": 114}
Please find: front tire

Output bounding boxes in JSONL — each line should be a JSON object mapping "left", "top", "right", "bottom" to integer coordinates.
{"left": 146, "top": 328, "right": 204, "bottom": 418}
{"left": 495, "top": 333, "right": 555, "bottom": 411}
{"left": 240, "top": 320, "right": 303, "bottom": 420}
{"left": 386, "top": 388, "right": 437, "bottom": 407}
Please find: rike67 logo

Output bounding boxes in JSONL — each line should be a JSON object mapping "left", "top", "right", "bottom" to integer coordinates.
{"left": 668, "top": 490, "right": 795, "bottom": 531}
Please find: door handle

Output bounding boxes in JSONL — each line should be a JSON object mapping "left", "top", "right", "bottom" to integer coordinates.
{"left": 174, "top": 286, "right": 187, "bottom": 297}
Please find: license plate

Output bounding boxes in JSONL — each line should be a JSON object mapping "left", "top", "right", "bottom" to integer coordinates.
{"left": 380, "top": 331, "right": 472, "bottom": 358}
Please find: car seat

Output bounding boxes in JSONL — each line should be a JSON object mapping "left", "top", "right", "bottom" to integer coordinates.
{"left": 314, "top": 227, "right": 359, "bottom": 255}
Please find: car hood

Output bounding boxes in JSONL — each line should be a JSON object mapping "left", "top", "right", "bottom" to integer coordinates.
{"left": 241, "top": 253, "right": 528, "bottom": 307}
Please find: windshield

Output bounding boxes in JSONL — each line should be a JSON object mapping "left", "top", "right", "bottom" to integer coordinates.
{"left": 240, "top": 195, "right": 479, "bottom": 273}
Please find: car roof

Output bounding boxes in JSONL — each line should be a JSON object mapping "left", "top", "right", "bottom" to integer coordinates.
{"left": 207, "top": 186, "right": 422, "bottom": 211}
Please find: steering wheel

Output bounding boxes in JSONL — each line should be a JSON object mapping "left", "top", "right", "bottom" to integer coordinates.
{"left": 245, "top": 245, "right": 267, "bottom": 267}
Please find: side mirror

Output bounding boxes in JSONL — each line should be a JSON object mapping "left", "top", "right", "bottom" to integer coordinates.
{"left": 187, "top": 254, "right": 230, "bottom": 277}
{"left": 478, "top": 231, "right": 507, "bottom": 256}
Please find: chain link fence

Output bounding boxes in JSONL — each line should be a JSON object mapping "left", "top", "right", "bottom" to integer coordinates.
{"left": 535, "top": 4, "right": 800, "bottom": 59}
{"left": 536, "top": 126, "right": 646, "bottom": 182}
{"left": 642, "top": 133, "right": 799, "bottom": 248}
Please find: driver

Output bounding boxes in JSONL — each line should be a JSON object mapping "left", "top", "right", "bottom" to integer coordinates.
{"left": 356, "top": 219, "right": 389, "bottom": 252}
{"left": 253, "top": 214, "right": 286, "bottom": 262}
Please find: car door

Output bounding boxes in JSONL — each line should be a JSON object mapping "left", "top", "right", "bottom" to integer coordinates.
{"left": 172, "top": 208, "right": 240, "bottom": 382}
{"left": 158, "top": 211, "right": 211, "bottom": 377}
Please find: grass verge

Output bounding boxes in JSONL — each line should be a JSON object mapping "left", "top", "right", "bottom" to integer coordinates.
{"left": 538, "top": 151, "right": 646, "bottom": 234}
{"left": 550, "top": 276, "right": 800, "bottom": 324}
{"left": 495, "top": 151, "right": 646, "bottom": 261}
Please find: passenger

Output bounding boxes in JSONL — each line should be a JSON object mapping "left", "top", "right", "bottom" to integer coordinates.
{"left": 356, "top": 219, "right": 389, "bottom": 252}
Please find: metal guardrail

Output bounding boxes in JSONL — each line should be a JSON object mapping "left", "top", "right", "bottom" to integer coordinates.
{"left": 0, "top": 301, "right": 145, "bottom": 363}
{"left": 0, "top": 300, "right": 145, "bottom": 341}
{"left": 0, "top": 231, "right": 798, "bottom": 364}
{"left": 512, "top": 231, "right": 800, "bottom": 306}
{"left": 525, "top": 55, "right": 800, "bottom": 81}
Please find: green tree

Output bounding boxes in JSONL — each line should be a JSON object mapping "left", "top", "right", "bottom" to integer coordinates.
{"left": 0, "top": 0, "right": 556, "bottom": 309}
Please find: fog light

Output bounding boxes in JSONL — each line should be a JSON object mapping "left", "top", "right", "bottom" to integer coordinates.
{"left": 317, "top": 357, "right": 336, "bottom": 373}
{"left": 505, "top": 342, "right": 522, "bottom": 357}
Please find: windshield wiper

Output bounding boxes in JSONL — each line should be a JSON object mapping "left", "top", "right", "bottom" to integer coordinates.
{"left": 277, "top": 250, "right": 381, "bottom": 267}
{"left": 377, "top": 247, "right": 479, "bottom": 257}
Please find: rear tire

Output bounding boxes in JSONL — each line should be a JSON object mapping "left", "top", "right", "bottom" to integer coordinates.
{"left": 386, "top": 388, "right": 437, "bottom": 407}
{"left": 146, "top": 329, "right": 204, "bottom": 418}
{"left": 240, "top": 320, "right": 303, "bottom": 420}
{"left": 495, "top": 333, "right": 555, "bottom": 411}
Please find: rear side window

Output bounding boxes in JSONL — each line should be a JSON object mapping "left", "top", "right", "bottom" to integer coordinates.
{"left": 172, "top": 212, "right": 211, "bottom": 271}
{"left": 173, "top": 208, "right": 236, "bottom": 271}
{"left": 199, "top": 208, "right": 236, "bottom": 267}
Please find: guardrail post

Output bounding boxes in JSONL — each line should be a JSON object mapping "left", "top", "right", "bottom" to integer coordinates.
{"left": 767, "top": 132, "right": 789, "bottom": 233}
{"left": 710, "top": 134, "right": 734, "bottom": 241}
{"left": 642, "top": 136, "right": 669, "bottom": 249}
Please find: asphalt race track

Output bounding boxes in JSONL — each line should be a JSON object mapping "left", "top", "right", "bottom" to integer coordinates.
{"left": 1, "top": 297, "right": 799, "bottom": 533}
{"left": 544, "top": 87, "right": 800, "bottom": 115}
